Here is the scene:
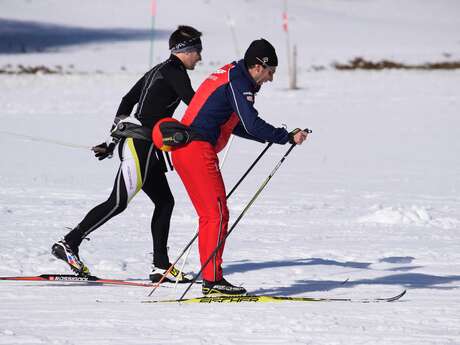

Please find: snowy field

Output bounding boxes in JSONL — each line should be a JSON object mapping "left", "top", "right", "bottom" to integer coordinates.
{"left": 1, "top": 1, "right": 460, "bottom": 344}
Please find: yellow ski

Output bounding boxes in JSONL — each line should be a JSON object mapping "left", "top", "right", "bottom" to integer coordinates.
{"left": 143, "top": 290, "right": 406, "bottom": 304}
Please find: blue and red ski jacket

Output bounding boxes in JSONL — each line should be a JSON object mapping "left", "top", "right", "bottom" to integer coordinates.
{"left": 181, "top": 59, "right": 289, "bottom": 152}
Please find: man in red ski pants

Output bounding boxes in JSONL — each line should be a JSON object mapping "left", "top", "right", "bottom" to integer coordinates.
{"left": 172, "top": 39, "right": 308, "bottom": 295}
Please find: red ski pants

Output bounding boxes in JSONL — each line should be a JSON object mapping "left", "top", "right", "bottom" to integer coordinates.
{"left": 172, "top": 141, "right": 228, "bottom": 282}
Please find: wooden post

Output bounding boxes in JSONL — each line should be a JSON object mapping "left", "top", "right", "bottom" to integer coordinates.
{"left": 283, "top": 0, "right": 292, "bottom": 88}
{"left": 227, "top": 15, "right": 240, "bottom": 57}
{"left": 290, "top": 44, "right": 298, "bottom": 89}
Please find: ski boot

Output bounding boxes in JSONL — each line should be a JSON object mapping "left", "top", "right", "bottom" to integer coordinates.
{"left": 149, "top": 263, "right": 192, "bottom": 283}
{"left": 51, "top": 239, "right": 90, "bottom": 276}
{"left": 202, "top": 277, "right": 247, "bottom": 296}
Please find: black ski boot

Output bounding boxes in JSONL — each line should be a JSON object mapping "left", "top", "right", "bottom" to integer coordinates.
{"left": 51, "top": 239, "right": 90, "bottom": 276}
{"left": 149, "top": 263, "right": 192, "bottom": 283}
{"left": 202, "top": 278, "right": 247, "bottom": 296}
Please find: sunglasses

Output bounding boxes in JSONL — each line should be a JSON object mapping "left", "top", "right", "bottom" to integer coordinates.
{"left": 256, "top": 57, "right": 276, "bottom": 73}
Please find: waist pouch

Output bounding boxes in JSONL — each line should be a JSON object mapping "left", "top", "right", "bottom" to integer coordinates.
{"left": 111, "top": 121, "right": 152, "bottom": 141}
{"left": 112, "top": 117, "right": 204, "bottom": 151}
{"left": 152, "top": 118, "right": 204, "bottom": 151}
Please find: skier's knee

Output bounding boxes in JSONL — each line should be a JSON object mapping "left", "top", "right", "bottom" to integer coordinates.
{"left": 113, "top": 200, "right": 128, "bottom": 215}
{"left": 156, "top": 196, "right": 175, "bottom": 215}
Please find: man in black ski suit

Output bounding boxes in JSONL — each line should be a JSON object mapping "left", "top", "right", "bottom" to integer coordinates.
{"left": 52, "top": 25, "right": 202, "bottom": 283}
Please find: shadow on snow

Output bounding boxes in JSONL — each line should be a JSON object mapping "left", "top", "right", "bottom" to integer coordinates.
{"left": 0, "top": 17, "right": 169, "bottom": 54}
{"left": 225, "top": 257, "right": 373, "bottom": 273}
{"left": 224, "top": 258, "right": 460, "bottom": 295}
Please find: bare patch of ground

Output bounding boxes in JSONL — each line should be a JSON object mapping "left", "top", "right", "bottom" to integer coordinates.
{"left": 333, "top": 57, "right": 460, "bottom": 70}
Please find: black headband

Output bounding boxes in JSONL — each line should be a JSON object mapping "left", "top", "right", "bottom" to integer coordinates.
{"left": 170, "top": 36, "right": 202, "bottom": 53}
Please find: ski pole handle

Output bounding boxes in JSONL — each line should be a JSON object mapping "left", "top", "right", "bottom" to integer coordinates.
{"left": 288, "top": 128, "right": 311, "bottom": 145}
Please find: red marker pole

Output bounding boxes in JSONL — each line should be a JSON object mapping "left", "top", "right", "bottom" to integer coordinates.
{"left": 149, "top": 0, "right": 157, "bottom": 68}
{"left": 283, "top": 0, "right": 295, "bottom": 89}
{"left": 282, "top": 11, "right": 289, "bottom": 33}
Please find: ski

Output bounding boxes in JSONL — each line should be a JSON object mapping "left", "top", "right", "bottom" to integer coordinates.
{"left": 0, "top": 274, "right": 157, "bottom": 288}
{"left": 142, "top": 290, "right": 406, "bottom": 304}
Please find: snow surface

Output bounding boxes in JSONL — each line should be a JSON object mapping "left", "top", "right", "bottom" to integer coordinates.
{"left": 1, "top": 1, "right": 460, "bottom": 344}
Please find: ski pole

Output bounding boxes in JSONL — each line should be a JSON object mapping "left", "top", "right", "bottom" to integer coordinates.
{"left": 179, "top": 135, "right": 307, "bottom": 301}
{"left": 0, "top": 130, "right": 91, "bottom": 150}
{"left": 220, "top": 135, "right": 235, "bottom": 170}
{"left": 147, "top": 142, "right": 274, "bottom": 296}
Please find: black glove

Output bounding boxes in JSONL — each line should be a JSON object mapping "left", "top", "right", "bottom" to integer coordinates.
{"left": 92, "top": 141, "right": 117, "bottom": 160}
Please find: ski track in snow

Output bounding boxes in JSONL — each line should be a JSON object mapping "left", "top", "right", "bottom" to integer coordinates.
{"left": 1, "top": 0, "right": 460, "bottom": 344}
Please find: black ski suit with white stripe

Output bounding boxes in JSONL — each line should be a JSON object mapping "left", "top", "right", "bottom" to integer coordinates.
{"left": 65, "top": 55, "right": 194, "bottom": 269}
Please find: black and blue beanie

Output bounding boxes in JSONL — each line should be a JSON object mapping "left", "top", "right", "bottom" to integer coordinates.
{"left": 244, "top": 38, "right": 278, "bottom": 67}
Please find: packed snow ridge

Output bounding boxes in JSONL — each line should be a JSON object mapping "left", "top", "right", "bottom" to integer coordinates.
{"left": 358, "top": 205, "right": 460, "bottom": 229}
